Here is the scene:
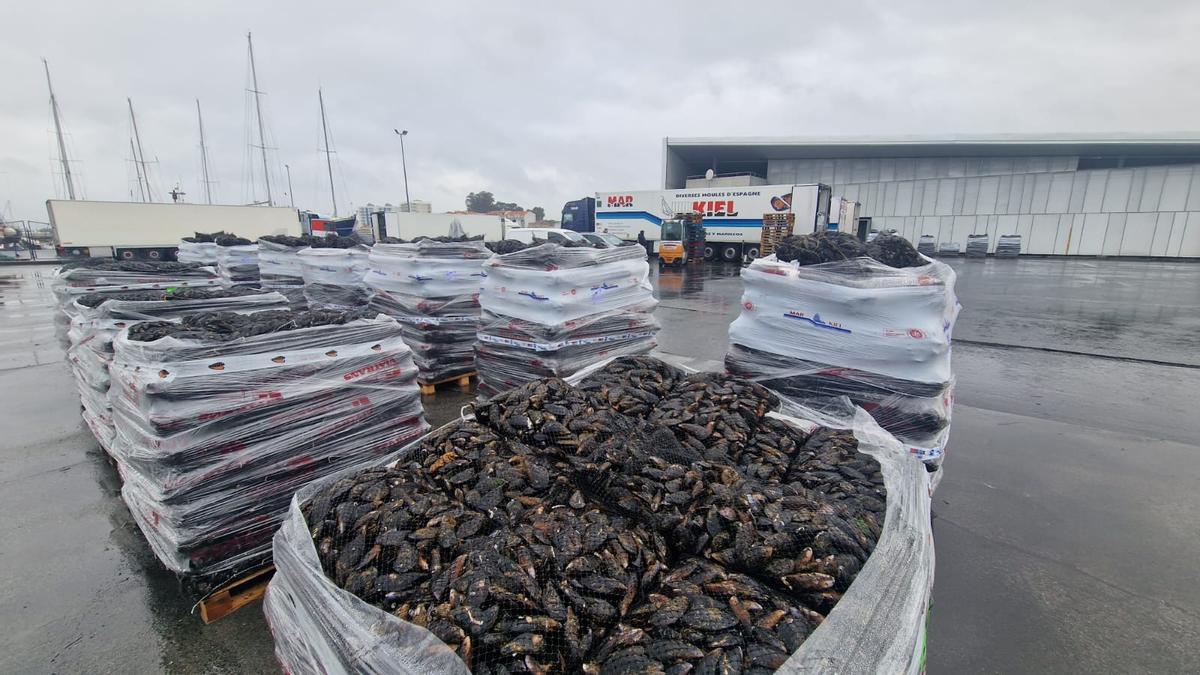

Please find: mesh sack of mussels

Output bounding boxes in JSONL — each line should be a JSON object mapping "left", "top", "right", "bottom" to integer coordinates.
{"left": 365, "top": 240, "right": 490, "bottom": 384}
{"left": 474, "top": 241, "right": 659, "bottom": 398}
{"left": 65, "top": 287, "right": 289, "bottom": 453}
{"left": 107, "top": 310, "right": 429, "bottom": 581}
{"left": 265, "top": 356, "right": 936, "bottom": 674}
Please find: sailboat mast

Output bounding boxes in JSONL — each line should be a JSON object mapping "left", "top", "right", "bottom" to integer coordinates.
{"left": 130, "top": 138, "right": 146, "bottom": 202}
{"left": 196, "top": 99, "right": 213, "bottom": 205}
{"left": 247, "top": 32, "right": 273, "bottom": 206}
{"left": 127, "top": 98, "right": 153, "bottom": 202}
{"left": 43, "top": 59, "right": 76, "bottom": 200}
{"left": 318, "top": 88, "right": 337, "bottom": 217}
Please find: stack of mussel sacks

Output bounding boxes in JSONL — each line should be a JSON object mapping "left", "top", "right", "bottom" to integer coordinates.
{"left": 725, "top": 232, "right": 960, "bottom": 471}
{"left": 473, "top": 240, "right": 659, "bottom": 399}
{"left": 64, "top": 286, "right": 287, "bottom": 452}
{"left": 364, "top": 236, "right": 490, "bottom": 386}
{"left": 107, "top": 308, "right": 428, "bottom": 585}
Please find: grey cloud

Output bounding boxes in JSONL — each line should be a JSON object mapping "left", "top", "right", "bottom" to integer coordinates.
{"left": 3, "top": 0, "right": 1199, "bottom": 222}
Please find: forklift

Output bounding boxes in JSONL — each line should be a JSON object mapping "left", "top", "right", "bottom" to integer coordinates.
{"left": 657, "top": 213, "right": 705, "bottom": 266}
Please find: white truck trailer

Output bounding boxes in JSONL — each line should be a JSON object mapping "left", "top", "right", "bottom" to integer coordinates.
{"left": 373, "top": 211, "right": 512, "bottom": 242}
{"left": 47, "top": 200, "right": 302, "bottom": 260}
{"left": 594, "top": 183, "right": 834, "bottom": 262}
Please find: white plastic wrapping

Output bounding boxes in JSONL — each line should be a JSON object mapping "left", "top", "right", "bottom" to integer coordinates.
{"left": 364, "top": 241, "right": 488, "bottom": 383}
{"left": 263, "top": 360, "right": 934, "bottom": 675}
{"left": 216, "top": 243, "right": 261, "bottom": 285}
{"left": 177, "top": 240, "right": 220, "bottom": 265}
{"left": 727, "top": 255, "right": 959, "bottom": 464}
{"left": 473, "top": 243, "right": 658, "bottom": 397}
{"left": 65, "top": 289, "right": 290, "bottom": 452}
{"left": 479, "top": 257, "right": 653, "bottom": 324}
{"left": 257, "top": 237, "right": 309, "bottom": 304}
{"left": 108, "top": 313, "right": 430, "bottom": 577}
{"left": 300, "top": 246, "right": 370, "bottom": 310}
{"left": 51, "top": 261, "right": 223, "bottom": 348}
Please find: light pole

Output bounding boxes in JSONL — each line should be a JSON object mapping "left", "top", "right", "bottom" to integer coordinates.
{"left": 393, "top": 128, "right": 411, "bottom": 213}
{"left": 284, "top": 164, "right": 295, "bottom": 208}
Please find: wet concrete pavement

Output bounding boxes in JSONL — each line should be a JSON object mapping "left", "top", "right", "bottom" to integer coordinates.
{"left": 2, "top": 257, "right": 1198, "bottom": 673}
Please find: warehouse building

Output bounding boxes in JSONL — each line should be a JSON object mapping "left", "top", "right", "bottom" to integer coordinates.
{"left": 662, "top": 134, "right": 1200, "bottom": 256}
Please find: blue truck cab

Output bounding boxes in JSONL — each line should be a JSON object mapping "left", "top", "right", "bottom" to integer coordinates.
{"left": 561, "top": 197, "right": 595, "bottom": 233}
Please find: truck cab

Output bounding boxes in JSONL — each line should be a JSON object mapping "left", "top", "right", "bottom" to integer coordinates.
{"left": 560, "top": 197, "right": 595, "bottom": 233}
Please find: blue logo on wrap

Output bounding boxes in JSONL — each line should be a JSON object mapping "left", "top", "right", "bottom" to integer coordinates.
{"left": 408, "top": 274, "right": 432, "bottom": 282}
{"left": 783, "top": 311, "right": 851, "bottom": 334}
{"left": 518, "top": 291, "right": 549, "bottom": 301}
{"left": 590, "top": 281, "right": 619, "bottom": 299}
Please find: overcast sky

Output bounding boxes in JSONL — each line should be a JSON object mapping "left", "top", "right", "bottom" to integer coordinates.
{"left": 3, "top": 0, "right": 1199, "bottom": 222}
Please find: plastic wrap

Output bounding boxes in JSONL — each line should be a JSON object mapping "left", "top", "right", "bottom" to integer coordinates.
{"left": 480, "top": 257, "right": 652, "bottom": 324}
{"left": 65, "top": 289, "right": 290, "bottom": 451}
{"left": 726, "top": 343, "right": 953, "bottom": 460}
{"left": 300, "top": 246, "right": 370, "bottom": 310}
{"left": 177, "top": 240, "right": 220, "bottom": 265}
{"left": 727, "top": 255, "right": 958, "bottom": 463}
{"left": 965, "top": 233, "right": 989, "bottom": 258}
{"left": 474, "top": 303, "right": 659, "bottom": 398}
{"left": 263, "top": 358, "right": 934, "bottom": 675}
{"left": 365, "top": 241, "right": 488, "bottom": 383}
{"left": 996, "top": 234, "right": 1022, "bottom": 257}
{"left": 216, "top": 243, "right": 261, "bottom": 285}
{"left": 107, "top": 313, "right": 429, "bottom": 577}
{"left": 473, "top": 243, "right": 658, "bottom": 397}
{"left": 258, "top": 237, "right": 309, "bottom": 305}
{"left": 52, "top": 261, "right": 223, "bottom": 348}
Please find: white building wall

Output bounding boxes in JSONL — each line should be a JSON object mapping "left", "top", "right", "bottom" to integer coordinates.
{"left": 767, "top": 156, "right": 1200, "bottom": 256}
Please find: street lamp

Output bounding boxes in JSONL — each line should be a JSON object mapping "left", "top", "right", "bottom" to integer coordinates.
{"left": 393, "top": 128, "right": 411, "bottom": 213}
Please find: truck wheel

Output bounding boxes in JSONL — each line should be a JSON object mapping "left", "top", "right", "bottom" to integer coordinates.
{"left": 745, "top": 246, "right": 760, "bottom": 260}
{"left": 147, "top": 249, "right": 162, "bottom": 259}
{"left": 120, "top": 249, "right": 136, "bottom": 260}
{"left": 704, "top": 245, "right": 716, "bottom": 260}
{"left": 720, "top": 245, "right": 739, "bottom": 262}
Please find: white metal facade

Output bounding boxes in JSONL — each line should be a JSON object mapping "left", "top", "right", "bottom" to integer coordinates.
{"left": 663, "top": 136, "right": 1200, "bottom": 256}
{"left": 766, "top": 156, "right": 1200, "bottom": 256}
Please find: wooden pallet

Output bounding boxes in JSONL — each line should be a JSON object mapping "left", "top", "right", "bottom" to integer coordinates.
{"left": 419, "top": 372, "right": 475, "bottom": 396}
{"left": 198, "top": 565, "right": 275, "bottom": 624}
{"left": 760, "top": 214, "right": 795, "bottom": 257}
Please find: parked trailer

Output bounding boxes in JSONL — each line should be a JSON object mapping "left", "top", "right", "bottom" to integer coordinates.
{"left": 593, "top": 184, "right": 832, "bottom": 262}
{"left": 47, "top": 200, "right": 302, "bottom": 260}
{"left": 374, "top": 212, "right": 511, "bottom": 242}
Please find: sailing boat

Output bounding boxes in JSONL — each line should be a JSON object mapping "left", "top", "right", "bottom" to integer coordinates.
{"left": 311, "top": 88, "right": 355, "bottom": 236}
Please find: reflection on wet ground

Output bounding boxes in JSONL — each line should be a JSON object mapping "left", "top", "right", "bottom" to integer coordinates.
{"left": 1, "top": 259, "right": 1198, "bottom": 673}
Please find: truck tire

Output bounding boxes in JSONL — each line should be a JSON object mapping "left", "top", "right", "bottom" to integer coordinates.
{"left": 703, "top": 244, "right": 716, "bottom": 261}
{"left": 720, "top": 244, "right": 740, "bottom": 262}
{"left": 745, "top": 246, "right": 760, "bottom": 260}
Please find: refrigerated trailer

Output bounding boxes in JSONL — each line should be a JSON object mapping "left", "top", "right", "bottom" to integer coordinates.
{"left": 47, "top": 200, "right": 302, "bottom": 260}
{"left": 593, "top": 184, "right": 832, "bottom": 262}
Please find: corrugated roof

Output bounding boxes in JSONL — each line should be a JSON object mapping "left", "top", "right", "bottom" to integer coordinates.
{"left": 665, "top": 133, "right": 1200, "bottom": 159}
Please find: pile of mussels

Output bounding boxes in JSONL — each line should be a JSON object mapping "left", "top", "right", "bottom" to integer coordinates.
{"left": 302, "top": 356, "right": 886, "bottom": 674}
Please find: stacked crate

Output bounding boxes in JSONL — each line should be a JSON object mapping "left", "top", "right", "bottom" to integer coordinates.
{"left": 760, "top": 213, "right": 796, "bottom": 258}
